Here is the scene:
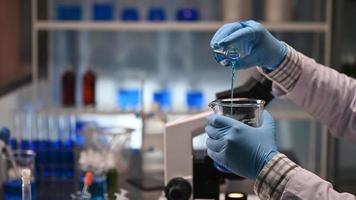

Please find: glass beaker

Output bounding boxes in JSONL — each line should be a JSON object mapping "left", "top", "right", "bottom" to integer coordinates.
{"left": 208, "top": 98, "right": 265, "bottom": 127}
{"left": 208, "top": 98, "right": 265, "bottom": 173}
{"left": 3, "top": 150, "right": 36, "bottom": 200}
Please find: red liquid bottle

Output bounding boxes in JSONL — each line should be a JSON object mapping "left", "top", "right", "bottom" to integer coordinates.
{"left": 83, "top": 68, "right": 96, "bottom": 106}
{"left": 61, "top": 69, "right": 76, "bottom": 107}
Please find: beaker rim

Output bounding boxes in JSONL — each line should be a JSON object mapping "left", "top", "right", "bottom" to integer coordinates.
{"left": 209, "top": 98, "right": 265, "bottom": 108}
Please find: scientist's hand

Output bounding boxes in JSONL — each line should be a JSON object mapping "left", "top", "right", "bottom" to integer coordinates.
{"left": 206, "top": 110, "right": 278, "bottom": 180}
{"left": 210, "top": 20, "right": 288, "bottom": 70}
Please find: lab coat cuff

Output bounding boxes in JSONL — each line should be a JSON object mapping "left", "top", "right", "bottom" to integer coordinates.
{"left": 258, "top": 45, "right": 303, "bottom": 94}
{"left": 254, "top": 153, "right": 301, "bottom": 200}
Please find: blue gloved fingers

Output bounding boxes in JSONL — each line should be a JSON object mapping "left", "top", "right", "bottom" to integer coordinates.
{"left": 207, "top": 149, "right": 234, "bottom": 173}
{"left": 217, "top": 26, "right": 255, "bottom": 48}
{"left": 205, "top": 125, "right": 225, "bottom": 140}
{"left": 206, "top": 137, "right": 226, "bottom": 152}
{"left": 207, "top": 114, "right": 238, "bottom": 128}
{"left": 210, "top": 22, "right": 243, "bottom": 49}
{"left": 211, "top": 22, "right": 241, "bottom": 48}
{"left": 234, "top": 53, "right": 257, "bottom": 69}
{"left": 207, "top": 148, "right": 225, "bottom": 165}
{"left": 240, "top": 20, "right": 261, "bottom": 28}
{"left": 259, "top": 110, "right": 275, "bottom": 129}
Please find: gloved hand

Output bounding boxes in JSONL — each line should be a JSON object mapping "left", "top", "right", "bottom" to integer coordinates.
{"left": 210, "top": 20, "right": 288, "bottom": 70}
{"left": 205, "top": 110, "right": 278, "bottom": 180}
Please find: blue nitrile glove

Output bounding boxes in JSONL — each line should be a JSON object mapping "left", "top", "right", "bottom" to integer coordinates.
{"left": 210, "top": 20, "right": 288, "bottom": 70}
{"left": 205, "top": 110, "right": 278, "bottom": 180}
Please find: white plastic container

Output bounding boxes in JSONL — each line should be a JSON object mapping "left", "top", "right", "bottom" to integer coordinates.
{"left": 265, "top": 0, "right": 296, "bottom": 22}
{"left": 222, "top": 0, "right": 253, "bottom": 22}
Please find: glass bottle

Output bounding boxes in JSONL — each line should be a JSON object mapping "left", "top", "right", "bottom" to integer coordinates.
{"left": 83, "top": 68, "right": 96, "bottom": 106}
{"left": 121, "top": 0, "right": 140, "bottom": 21}
{"left": 92, "top": 0, "right": 114, "bottom": 21}
{"left": 61, "top": 67, "right": 76, "bottom": 107}
{"left": 147, "top": 0, "right": 166, "bottom": 21}
{"left": 55, "top": 0, "right": 82, "bottom": 21}
{"left": 176, "top": 0, "right": 199, "bottom": 21}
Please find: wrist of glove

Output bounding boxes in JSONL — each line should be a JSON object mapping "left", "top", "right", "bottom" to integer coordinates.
{"left": 210, "top": 20, "right": 288, "bottom": 71}
{"left": 206, "top": 110, "right": 278, "bottom": 180}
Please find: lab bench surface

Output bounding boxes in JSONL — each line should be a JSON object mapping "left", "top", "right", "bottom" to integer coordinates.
{"left": 0, "top": 175, "right": 259, "bottom": 200}
{"left": 121, "top": 175, "right": 259, "bottom": 200}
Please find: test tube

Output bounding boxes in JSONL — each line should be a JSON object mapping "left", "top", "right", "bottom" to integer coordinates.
{"left": 48, "top": 112, "right": 62, "bottom": 178}
{"left": 21, "top": 169, "right": 32, "bottom": 200}
{"left": 58, "top": 114, "right": 75, "bottom": 179}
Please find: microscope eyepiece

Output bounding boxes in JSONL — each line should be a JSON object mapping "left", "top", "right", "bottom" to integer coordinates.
{"left": 165, "top": 177, "right": 192, "bottom": 200}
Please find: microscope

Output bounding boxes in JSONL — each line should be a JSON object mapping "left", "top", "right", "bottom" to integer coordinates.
{"left": 164, "top": 75, "right": 274, "bottom": 200}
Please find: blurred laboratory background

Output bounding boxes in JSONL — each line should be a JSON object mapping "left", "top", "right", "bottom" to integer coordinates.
{"left": 0, "top": 0, "right": 355, "bottom": 199}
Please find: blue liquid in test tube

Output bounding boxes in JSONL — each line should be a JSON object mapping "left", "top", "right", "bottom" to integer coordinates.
{"left": 48, "top": 114, "right": 62, "bottom": 178}
{"left": 58, "top": 115, "right": 75, "bottom": 179}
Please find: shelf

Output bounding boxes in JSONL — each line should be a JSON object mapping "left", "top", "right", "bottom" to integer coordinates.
{"left": 45, "top": 107, "right": 138, "bottom": 115}
{"left": 39, "top": 107, "right": 205, "bottom": 116}
{"left": 34, "top": 21, "right": 328, "bottom": 32}
{"left": 41, "top": 107, "right": 314, "bottom": 120}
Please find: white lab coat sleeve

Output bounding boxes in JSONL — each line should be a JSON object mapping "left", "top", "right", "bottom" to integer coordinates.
{"left": 282, "top": 168, "right": 356, "bottom": 200}
{"left": 254, "top": 154, "right": 356, "bottom": 200}
{"left": 261, "top": 46, "right": 356, "bottom": 141}
{"left": 256, "top": 46, "right": 356, "bottom": 199}
{"left": 254, "top": 153, "right": 301, "bottom": 200}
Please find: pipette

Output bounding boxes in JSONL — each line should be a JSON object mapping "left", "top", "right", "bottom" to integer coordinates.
{"left": 0, "top": 127, "right": 20, "bottom": 178}
{"left": 82, "top": 171, "right": 94, "bottom": 197}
